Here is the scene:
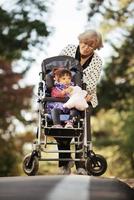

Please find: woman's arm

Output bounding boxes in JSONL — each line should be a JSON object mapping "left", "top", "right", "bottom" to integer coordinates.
{"left": 59, "top": 44, "right": 77, "bottom": 57}
{"left": 84, "top": 57, "right": 102, "bottom": 93}
{"left": 83, "top": 54, "right": 102, "bottom": 106}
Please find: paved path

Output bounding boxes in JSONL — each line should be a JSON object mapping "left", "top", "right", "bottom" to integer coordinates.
{"left": 0, "top": 175, "right": 133, "bottom": 200}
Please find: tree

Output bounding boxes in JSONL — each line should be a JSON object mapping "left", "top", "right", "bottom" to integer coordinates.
{"left": 0, "top": 0, "right": 49, "bottom": 60}
{"left": 98, "top": 27, "right": 134, "bottom": 111}
{"left": 0, "top": 0, "right": 51, "bottom": 176}
{"left": 0, "top": 0, "right": 50, "bottom": 134}
{"left": 78, "top": 0, "right": 134, "bottom": 177}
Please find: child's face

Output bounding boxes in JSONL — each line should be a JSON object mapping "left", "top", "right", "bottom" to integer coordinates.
{"left": 59, "top": 74, "right": 71, "bottom": 85}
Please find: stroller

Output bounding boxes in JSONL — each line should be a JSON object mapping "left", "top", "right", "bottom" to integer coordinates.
{"left": 23, "top": 55, "right": 107, "bottom": 176}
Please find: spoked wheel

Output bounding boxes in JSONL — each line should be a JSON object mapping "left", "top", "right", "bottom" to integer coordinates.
{"left": 86, "top": 154, "right": 107, "bottom": 176}
{"left": 23, "top": 154, "right": 39, "bottom": 176}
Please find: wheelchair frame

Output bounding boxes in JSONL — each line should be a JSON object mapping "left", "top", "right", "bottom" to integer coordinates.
{"left": 23, "top": 56, "right": 107, "bottom": 176}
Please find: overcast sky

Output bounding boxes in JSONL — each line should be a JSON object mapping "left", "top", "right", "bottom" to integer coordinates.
{"left": 25, "top": 0, "right": 90, "bottom": 85}
{"left": 25, "top": 0, "right": 112, "bottom": 86}
{"left": 0, "top": 0, "right": 110, "bottom": 85}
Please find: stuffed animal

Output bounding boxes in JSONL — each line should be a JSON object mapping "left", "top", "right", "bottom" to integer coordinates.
{"left": 63, "top": 86, "right": 88, "bottom": 111}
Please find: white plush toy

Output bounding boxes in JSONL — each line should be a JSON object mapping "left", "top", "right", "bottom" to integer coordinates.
{"left": 63, "top": 86, "right": 88, "bottom": 111}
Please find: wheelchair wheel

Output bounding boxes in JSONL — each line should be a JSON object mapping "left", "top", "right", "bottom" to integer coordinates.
{"left": 86, "top": 154, "right": 107, "bottom": 176}
{"left": 23, "top": 154, "right": 39, "bottom": 176}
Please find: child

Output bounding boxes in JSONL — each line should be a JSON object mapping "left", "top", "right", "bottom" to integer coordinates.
{"left": 47, "top": 68, "right": 78, "bottom": 128}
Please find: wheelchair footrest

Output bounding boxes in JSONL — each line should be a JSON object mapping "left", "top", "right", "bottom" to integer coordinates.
{"left": 44, "top": 127, "right": 82, "bottom": 137}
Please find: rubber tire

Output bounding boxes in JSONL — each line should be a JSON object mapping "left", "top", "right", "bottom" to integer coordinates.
{"left": 86, "top": 154, "right": 107, "bottom": 176}
{"left": 23, "top": 154, "right": 39, "bottom": 176}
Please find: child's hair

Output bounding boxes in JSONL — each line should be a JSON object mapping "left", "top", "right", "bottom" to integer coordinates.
{"left": 53, "top": 68, "right": 72, "bottom": 81}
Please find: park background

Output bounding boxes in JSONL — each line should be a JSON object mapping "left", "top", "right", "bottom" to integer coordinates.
{"left": 0, "top": 0, "right": 134, "bottom": 179}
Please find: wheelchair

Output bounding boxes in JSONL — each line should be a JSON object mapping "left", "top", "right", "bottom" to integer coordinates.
{"left": 23, "top": 55, "right": 107, "bottom": 176}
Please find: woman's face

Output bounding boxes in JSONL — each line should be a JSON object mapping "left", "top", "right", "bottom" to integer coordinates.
{"left": 79, "top": 40, "right": 96, "bottom": 57}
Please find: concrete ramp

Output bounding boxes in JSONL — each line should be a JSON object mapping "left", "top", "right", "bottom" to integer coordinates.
{"left": 0, "top": 175, "right": 133, "bottom": 200}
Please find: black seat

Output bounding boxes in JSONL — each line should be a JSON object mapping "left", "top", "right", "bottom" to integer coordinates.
{"left": 41, "top": 55, "right": 82, "bottom": 94}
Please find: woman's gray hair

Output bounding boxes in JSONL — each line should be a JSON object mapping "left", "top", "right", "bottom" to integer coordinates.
{"left": 78, "top": 29, "right": 103, "bottom": 50}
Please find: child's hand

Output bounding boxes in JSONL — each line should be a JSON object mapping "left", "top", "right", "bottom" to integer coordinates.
{"left": 64, "top": 87, "right": 73, "bottom": 94}
{"left": 60, "top": 88, "right": 72, "bottom": 96}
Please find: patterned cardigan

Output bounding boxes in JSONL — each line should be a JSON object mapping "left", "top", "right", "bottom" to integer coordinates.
{"left": 59, "top": 44, "right": 102, "bottom": 108}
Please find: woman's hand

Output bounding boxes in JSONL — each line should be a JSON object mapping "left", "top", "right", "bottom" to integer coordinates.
{"left": 85, "top": 94, "right": 92, "bottom": 102}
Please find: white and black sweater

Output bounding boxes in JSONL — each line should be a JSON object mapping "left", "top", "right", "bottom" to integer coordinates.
{"left": 60, "top": 44, "right": 102, "bottom": 108}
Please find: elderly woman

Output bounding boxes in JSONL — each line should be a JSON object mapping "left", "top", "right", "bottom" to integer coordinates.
{"left": 58, "top": 29, "right": 103, "bottom": 175}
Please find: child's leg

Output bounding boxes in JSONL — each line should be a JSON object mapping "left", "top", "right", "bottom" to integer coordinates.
{"left": 51, "top": 108, "right": 62, "bottom": 125}
{"left": 65, "top": 109, "right": 79, "bottom": 128}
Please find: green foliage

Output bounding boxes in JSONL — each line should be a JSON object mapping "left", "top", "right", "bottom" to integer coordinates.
{"left": 91, "top": 108, "right": 134, "bottom": 178}
{"left": 79, "top": 0, "right": 134, "bottom": 178}
{"left": 0, "top": 0, "right": 50, "bottom": 61}
{"left": 0, "top": 0, "right": 50, "bottom": 133}
{"left": 98, "top": 26, "right": 134, "bottom": 111}
{"left": 96, "top": 26, "right": 134, "bottom": 177}
{"left": 0, "top": 136, "right": 20, "bottom": 176}
{"left": 121, "top": 109, "right": 134, "bottom": 169}
{"left": 0, "top": 0, "right": 51, "bottom": 176}
{"left": 0, "top": 60, "right": 33, "bottom": 134}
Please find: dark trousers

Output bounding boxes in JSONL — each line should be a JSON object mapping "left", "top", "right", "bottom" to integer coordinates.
{"left": 54, "top": 106, "right": 93, "bottom": 168}
{"left": 55, "top": 134, "right": 85, "bottom": 168}
{"left": 75, "top": 105, "right": 93, "bottom": 169}
{"left": 53, "top": 108, "right": 79, "bottom": 167}
{"left": 75, "top": 133, "right": 85, "bottom": 169}
{"left": 55, "top": 137, "right": 72, "bottom": 167}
